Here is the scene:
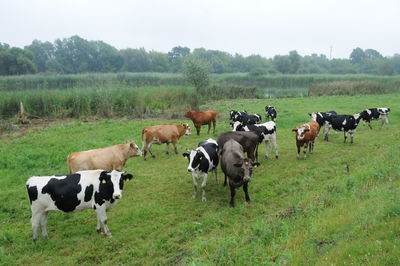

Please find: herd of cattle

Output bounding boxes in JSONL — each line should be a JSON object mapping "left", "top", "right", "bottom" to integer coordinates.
{"left": 26, "top": 105, "right": 391, "bottom": 241}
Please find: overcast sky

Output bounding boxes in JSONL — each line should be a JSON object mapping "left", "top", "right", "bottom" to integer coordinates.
{"left": 1, "top": 0, "right": 399, "bottom": 59}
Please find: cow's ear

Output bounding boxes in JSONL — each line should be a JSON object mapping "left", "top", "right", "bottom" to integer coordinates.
{"left": 308, "top": 113, "right": 312, "bottom": 116}
{"left": 130, "top": 142, "right": 135, "bottom": 148}
{"left": 252, "top": 162, "right": 260, "bottom": 167}
{"left": 304, "top": 128, "right": 310, "bottom": 132}
{"left": 122, "top": 173, "right": 133, "bottom": 181}
{"left": 292, "top": 128, "right": 298, "bottom": 132}
{"left": 182, "top": 152, "right": 189, "bottom": 158}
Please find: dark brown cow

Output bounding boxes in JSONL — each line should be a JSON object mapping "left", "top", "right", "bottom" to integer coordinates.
{"left": 184, "top": 110, "right": 217, "bottom": 136}
{"left": 142, "top": 123, "right": 191, "bottom": 160}
{"left": 220, "top": 139, "right": 256, "bottom": 207}
{"left": 292, "top": 121, "right": 320, "bottom": 159}
{"left": 217, "top": 131, "right": 260, "bottom": 165}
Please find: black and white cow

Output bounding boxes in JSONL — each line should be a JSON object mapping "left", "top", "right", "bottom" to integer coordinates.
{"left": 324, "top": 113, "right": 362, "bottom": 143}
{"left": 229, "top": 110, "right": 247, "bottom": 122}
{"left": 265, "top": 105, "right": 277, "bottom": 121}
{"left": 26, "top": 170, "right": 133, "bottom": 242}
{"left": 232, "top": 121, "right": 278, "bottom": 159}
{"left": 230, "top": 110, "right": 261, "bottom": 125}
{"left": 359, "top": 108, "right": 391, "bottom": 129}
{"left": 309, "top": 111, "right": 337, "bottom": 127}
{"left": 182, "top": 138, "right": 219, "bottom": 201}
{"left": 309, "top": 111, "right": 337, "bottom": 136}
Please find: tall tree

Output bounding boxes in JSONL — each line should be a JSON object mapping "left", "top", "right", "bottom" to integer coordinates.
{"left": 25, "top": 40, "right": 55, "bottom": 72}
{"left": 350, "top": 47, "right": 366, "bottom": 64}
{"left": 168, "top": 46, "right": 190, "bottom": 72}
{"left": 182, "top": 56, "right": 210, "bottom": 91}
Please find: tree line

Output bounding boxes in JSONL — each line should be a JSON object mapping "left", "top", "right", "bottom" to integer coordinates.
{"left": 1, "top": 35, "right": 400, "bottom": 76}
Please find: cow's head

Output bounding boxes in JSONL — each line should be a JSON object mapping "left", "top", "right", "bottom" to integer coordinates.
{"left": 98, "top": 170, "right": 133, "bottom": 200}
{"left": 231, "top": 121, "right": 244, "bottom": 131}
{"left": 233, "top": 158, "right": 255, "bottom": 182}
{"left": 292, "top": 126, "right": 310, "bottom": 140}
{"left": 255, "top": 113, "right": 262, "bottom": 122}
{"left": 184, "top": 110, "right": 193, "bottom": 119}
{"left": 353, "top": 113, "right": 362, "bottom": 124}
{"left": 128, "top": 141, "right": 142, "bottom": 157}
{"left": 183, "top": 148, "right": 205, "bottom": 172}
{"left": 182, "top": 123, "right": 192, "bottom": 136}
{"left": 229, "top": 110, "right": 238, "bottom": 120}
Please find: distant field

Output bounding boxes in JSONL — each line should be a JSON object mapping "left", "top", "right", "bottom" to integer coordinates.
{"left": 0, "top": 94, "right": 399, "bottom": 264}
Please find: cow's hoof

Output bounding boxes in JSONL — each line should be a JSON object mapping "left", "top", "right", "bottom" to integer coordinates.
{"left": 202, "top": 197, "right": 206, "bottom": 202}
{"left": 96, "top": 228, "right": 101, "bottom": 233}
{"left": 246, "top": 199, "right": 251, "bottom": 203}
{"left": 32, "top": 238, "right": 37, "bottom": 243}
{"left": 143, "top": 158, "right": 147, "bottom": 161}
{"left": 151, "top": 155, "right": 156, "bottom": 158}
{"left": 275, "top": 155, "right": 279, "bottom": 159}
{"left": 105, "top": 233, "right": 112, "bottom": 238}
{"left": 229, "top": 203, "right": 235, "bottom": 208}
{"left": 265, "top": 156, "right": 268, "bottom": 160}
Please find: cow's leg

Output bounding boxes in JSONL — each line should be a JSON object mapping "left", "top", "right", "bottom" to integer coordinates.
{"left": 229, "top": 182, "right": 236, "bottom": 207}
{"left": 96, "top": 207, "right": 112, "bottom": 237}
{"left": 324, "top": 126, "right": 330, "bottom": 141}
{"left": 381, "top": 117, "right": 388, "bottom": 128}
{"left": 31, "top": 210, "right": 43, "bottom": 242}
{"left": 296, "top": 144, "right": 301, "bottom": 159}
{"left": 368, "top": 120, "right": 372, "bottom": 129}
{"left": 165, "top": 143, "right": 170, "bottom": 154}
{"left": 207, "top": 123, "right": 211, "bottom": 134}
{"left": 310, "top": 140, "right": 315, "bottom": 154}
{"left": 173, "top": 140, "right": 179, "bottom": 154}
{"left": 192, "top": 174, "right": 198, "bottom": 199}
{"left": 212, "top": 119, "right": 216, "bottom": 133}
{"left": 214, "top": 169, "right": 219, "bottom": 184}
{"left": 39, "top": 211, "right": 49, "bottom": 239}
{"left": 272, "top": 135, "right": 278, "bottom": 159}
{"left": 344, "top": 131, "right": 347, "bottom": 143}
{"left": 201, "top": 173, "right": 208, "bottom": 201}
{"left": 243, "top": 182, "right": 251, "bottom": 203}
{"left": 303, "top": 142, "right": 308, "bottom": 159}
{"left": 196, "top": 125, "right": 201, "bottom": 136}
{"left": 224, "top": 174, "right": 227, "bottom": 187}
{"left": 349, "top": 130, "right": 354, "bottom": 144}
{"left": 96, "top": 218, "right": 101, "bottom": 233}
{"left": 265, "top": 141, "right": 270, "bottom": 160}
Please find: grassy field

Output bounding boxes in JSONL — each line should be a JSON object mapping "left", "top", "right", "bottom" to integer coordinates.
{"left": 0, "top": 94, "right": 399, "bottom": 264}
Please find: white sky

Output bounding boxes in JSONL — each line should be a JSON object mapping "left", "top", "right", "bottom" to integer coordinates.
{"left": 1, "top": 0, "right": 399, "bottom": 59}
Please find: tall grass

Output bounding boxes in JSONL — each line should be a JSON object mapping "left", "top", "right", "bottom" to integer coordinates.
{"left": 309, "top": 80, "right": 400, "bottom": 96}
{"left": 2, "top": 73, "right": 400, "bottom": 91}
{"left": 0, "top": 85, "right": 259, "bottom": 120}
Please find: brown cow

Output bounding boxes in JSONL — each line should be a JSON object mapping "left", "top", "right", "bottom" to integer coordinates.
{"left": 292, "top": 121, "right": 320, "bottom": 160}
{"left": 184, "top": 110, "right": 217, "bottom": 136}
{"left": 67, "top": 141, "right": 142, "bottom": 173}
{"left": 142, "top": 123, "right": 191, "bottom": 160}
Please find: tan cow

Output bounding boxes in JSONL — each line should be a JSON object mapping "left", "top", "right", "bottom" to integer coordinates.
{"left": 292, "top": 121, "right": 320, "bottom": 160}
{"left": 142, "top": 123, "right": 191, "bottom": 160}
{"left": 184, "top": 110, "right": 217, "bottom": 136}
{"left": 67, "top": 142, "right": 142, "bottom": 173}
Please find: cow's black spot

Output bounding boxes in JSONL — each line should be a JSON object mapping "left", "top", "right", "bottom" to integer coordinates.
{"left": 94, "top": 171, "right": 115, "bottom": 206}
{"left": 84, "top": 184, "right": 94, "bottom": 202}
{"left": 42, "top": 174, "right": 82, "bottom": 212}
{"left": 119, "top": 177, "right": 124, "bottom": 190}
{"left": 26, "top": 185, "right": 38, "bottom": 205}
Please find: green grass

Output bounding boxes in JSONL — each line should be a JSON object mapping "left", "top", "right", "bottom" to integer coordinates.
{"left": 1, "top": 94, "right": 399, "bottom": 264}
